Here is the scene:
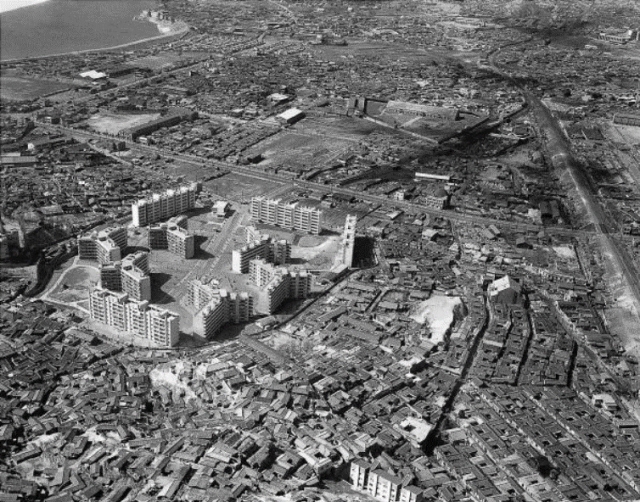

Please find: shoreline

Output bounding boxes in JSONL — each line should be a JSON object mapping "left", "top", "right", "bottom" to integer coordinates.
{"left": 0, "top": 24, "right": 189, "bottom": 64}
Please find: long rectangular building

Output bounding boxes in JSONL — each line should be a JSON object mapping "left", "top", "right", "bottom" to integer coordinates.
{"left": 349, "top": 461, "right": 424, "bottom": 502}
{"left": 340, "top": 215, "right": 357, "bottom": 268}
{"left": 250, "top": 197, "right": 321, "bottom": 235}
{"left": 89, "top": 287, "right": 179, "bottom": 347}
{"left": 119, "top": 108, "right": 197, "bottom": 141}
{"left": 132, "top": 184, "right": 197, "bottom": 227}
{"left": 613, "top": 112, "right": 640, "bottom": 127}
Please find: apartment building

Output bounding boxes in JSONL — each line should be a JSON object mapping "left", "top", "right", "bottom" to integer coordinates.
{"left": 245, "top": 225, "right": 262, "bottom": 243}
{"left": 146, "top": 305, "right": 181, "bottom": 347}
{"left": 121, "top": 252, "right": 151, "bottom": 301}
{"left": 188, "top": 280, "right": 253, "bottom": 338}
{"left": 99, "top": 262, "right": 122, "bottom": 291}
{"left": 350, "top": 461, "right": 423, "bottom": 502}
{"left": 350, "top": 459, "right": 370, "bottom": 490}
{"left": 340, "top": 214, "right": 357, "bottom": 268}
{"left": 188, "top": 279, "right": 218, "bottom": 311}
{"left": 263, "top": 273, "right": 291, "bottom": 315}
{"left": 148, "top": 215, "right": 194, "bottom": 258}
{"left": 288, "top": 270, "right": 312, "bottom": 299}
{"left": 132, "top": 183, "right": 197, "bottom": 227}
{"left": 89, "top": 287, "right": 179, "bottom": 347}
{"left": 100, "top": 251, "right": 151, "bottom": 301}
{"left": 250, "top": 196, "right": 321, "bottom": 235}
{"left": 249, "top": 258, "right": 277, "bottom": 287}
{"left": 232, "top": 230, "right": 290, "bottom": 273}
{"left": 77, "top": 226, "right": 127, "bottom": 264}
{"left": 233, "top": 236, "right": 272, "bottom": 274}
{"left": 248, "top": 259, "right": 312, "bottom": 314}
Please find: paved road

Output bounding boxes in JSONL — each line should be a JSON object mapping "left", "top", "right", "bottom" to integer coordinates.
{"left": 526, "top": 93, "right": 640, "bottom": 312}
{"left": 45, "top": 124, "right": 589, "bottom": 236}
{"left": 487, "top": 50, "right": 640, "bottom": 315}
{"left": 173, "top": 209, "right": 244, "bottom": 291}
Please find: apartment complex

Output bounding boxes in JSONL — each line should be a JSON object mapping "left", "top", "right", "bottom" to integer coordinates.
{"left": 77, "top": 226, "right": 127, "bottom": 264}
{"left": 99, "top": 251, "right": 151, "bottom": 301}
{"left": 148, "top": 215, "right": 195, "bottom": 258}
{"left": 249, "top": 259, "right": 312, "bottom": 314}
{"left": 89, "top": 287, "right": 179, "bottom": 347}
{"left": 350, "top": 460, "right": 423, "bottom": 502}
{"left": 131, "top": 183, "right": 197, "bottom": 227}
{"left": 188, "top": 280, "right": 253, "bottom": 338}
{"left": 231, "top": 227, "right": 291, "bottom": 273}
{"left": 250, "top": 196, "right": 322, "bottom": 235}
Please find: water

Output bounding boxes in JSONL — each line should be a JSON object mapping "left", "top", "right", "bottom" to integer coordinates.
{"left": 0, "top": 0, "right": 160, "bottom": 61}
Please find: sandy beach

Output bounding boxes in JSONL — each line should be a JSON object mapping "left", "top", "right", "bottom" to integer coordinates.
{"left": 0, "top": 0, "right": 49, "bottom": 14}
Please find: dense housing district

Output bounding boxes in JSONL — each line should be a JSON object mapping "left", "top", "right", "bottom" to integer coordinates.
{"left": 3, "top": 0, "right": 640, "bottom": 501}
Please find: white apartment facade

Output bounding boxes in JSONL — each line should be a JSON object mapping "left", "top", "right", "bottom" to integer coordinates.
{"left": 132, "top": 183, "right": 197, "bottom": 227}
{"left": 89, "top": 287, "right": 179, "bottom": 347}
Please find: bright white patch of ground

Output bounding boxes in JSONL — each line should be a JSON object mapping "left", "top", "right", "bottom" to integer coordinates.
{"left": 27, "top": 433, "right": 60, "bottom": 449}
{"left": 612, "top": 124, "right": 640, "bottom": 144}
{"left": 81, "top": 427, "right": 106, "bottom": 443}
{"left": 292, "top": 235, "right": 341, "bottom": 261}
{"left": 150, "top": 361, "right": 197, "bottom": 400}
{"left": 410, "top": 295, "right": 461, "bottom": 344}
{"left": 86, "top": 112, "right": 161, "bottom": 135}
{"left": 553, "top": 245, "right": 576, "bottom": 260}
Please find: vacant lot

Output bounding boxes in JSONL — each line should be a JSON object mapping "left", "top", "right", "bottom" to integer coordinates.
{"left": 204, "top": 172, "right": 282, "bottom": 201}
{"left": 86, "top": 112, "right": 161, "bottom": 135}
{"left": 125, "top": 53, "right": 185, "bottom": 70}
{"left": 0, "top": 76, "right": 72, "bottom": 101}
{"left": 49, "top": 265, "right": 99, "bottom": 304}
{"left": 410, "top": 294, "right": 461, "bottom": 344}
{"left": 245, "top": 130, "right": 348, "bottom": 174}
{"left": 292, "top": 234, "right": 342, "bottom": 270}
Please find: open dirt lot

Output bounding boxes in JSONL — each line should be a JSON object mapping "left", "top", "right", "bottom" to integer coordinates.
{"left": 86, "top": 112, "right": 161, "bottom": 135}
{"left": 49, "top": 265, "right": 99, "bottom": 304}
{"left": 0, "top": 75, "right": 72, "bottom": 101}
{"left": 203, "top": 172, "right": 283, "bottom": 201}
{"left": 292, "top": 234, "right": 342, "bottom": 270}
{"left": 126, "top": 53, "right": 188, "bottom": 70}
{"left": 247, "top": 130, "right": 354, "bottom": 172}
{"left": 410, "top": 294, "right": 461, "bottom": 344}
